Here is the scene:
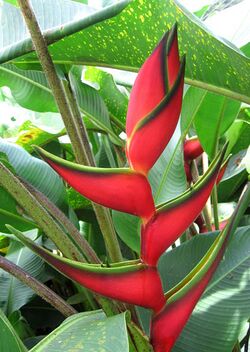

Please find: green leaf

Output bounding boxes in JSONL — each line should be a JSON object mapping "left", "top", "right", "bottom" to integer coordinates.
{"left": 30, "top": 311, "right": 129, "bottom": 352}
{"left": 0, "top": 230, "right": 47, "bottom": 315}
{"left": 1, "top": 1, "right": 250, "bottom": 104}
{"left": 3, "top": 0, "right": 18, "bottom": 6}
{"left": 0, "top": 0, "right": 129, "bottom": 65}
{"left": 0, "top": 235, "right": 9, "bottom": 252}
{"left": 158, "top": 226, "right": 250, "bottom": 352}
{"left": 16, "top": 121, "right": 62, "bottom": 153}
{"left": 0, "top": 139, "right": 67, "bottom": 209}
{"left": 8, "top": 310, "right": 34, "bottom": 341}
{"left": 218, "top": 150, "right": 248, "bottom": 201}
{"left": 0, "top": 308, "right": 27, "bottom": 352}
{"left": 189, "top": 87, "right": 241, "bottom": 158}
{"left": 84, "top": 67, "right": 128, "bottom": 128}
{"left": 226, "top": 120, "right": 250, "bottom": 155}
{"left": 69, "top": 66, "right": 123, "bottom": 146}
{"left": 181, "top": 85, "right": 207, "bottom": 133}
{"left": 0, "top": 64, "right": 56, "bottom": 112}
{"left": 112, "top": 211, "right": 140, "bottom": 254}
{"left": 149, "top": 123, "right": 187, "bottom": 205}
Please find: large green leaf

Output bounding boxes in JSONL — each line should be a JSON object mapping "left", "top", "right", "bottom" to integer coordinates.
{"left": 0, "top": 230, "right": 47, "bottom": 316}
{"left": 1, "top": 1, "right": 250, "bottom": 104}
{"left": 31, "top": 311, "right": 129, "bottom": 352}
{"left": 226, "top": 119, "right": 250, "bottom": 155}
{"left": 158, "top": 226, "right": 250, "bottom": 352}
{"left": 0, "top": 64, "right": 56, "bottom": 112}
{"left": 186, "top": 87, "right": 241, "bottom": 158}
{"left": 84, "top": 67, "right": 128, "bottom": 128}
{"left": 69, "top": 66, "right": 122, "bottom": 145}
{"left": 0, "top": 308, "right": 27, "bottom": 352}
{"left": 0, "top": 63, "right": 123, "bottom": 143}
{"left": 218, "top": 150, "right": 248, "bottom": 201}
{"left": 0, "top": 0, "right": 129, "bottom": 64}
{"left": 0, "top": 139, "right": 66, "bottom": 208}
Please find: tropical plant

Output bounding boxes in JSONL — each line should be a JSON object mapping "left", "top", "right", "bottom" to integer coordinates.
{"left": 0, "top": 1, "right": 249, "bottom": 352}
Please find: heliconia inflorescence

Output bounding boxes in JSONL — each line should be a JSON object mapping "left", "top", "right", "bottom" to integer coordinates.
{"left": 13, "top": 24, "right": 234, "bottom": 352}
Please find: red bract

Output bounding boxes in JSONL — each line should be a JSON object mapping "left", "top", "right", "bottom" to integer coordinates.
{"left": 184, "top": 137, "right": 203, "bottom": 161}
{"left": 126, "top": 25, "right": 185, "bottom": 174}
{"left": 34, "top": 146, "right": 155, "bottom": 223}
{"left": 8, "top": 226, "right": 165, "bottom": 313}
{"left": 141, "top": 146, "right": 226, "bottom": 266}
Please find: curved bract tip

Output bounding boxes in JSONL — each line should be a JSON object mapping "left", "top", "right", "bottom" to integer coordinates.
{"left": 34, "top": 146, "right": 155, "bottom": 222}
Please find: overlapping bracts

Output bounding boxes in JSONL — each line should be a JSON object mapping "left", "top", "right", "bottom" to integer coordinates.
{"left": 32, "top": 25, "right": 231, "bottom": 352}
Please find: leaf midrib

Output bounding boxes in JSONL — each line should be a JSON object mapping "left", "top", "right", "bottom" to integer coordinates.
{"left": 0, "top": 66, "right": 52, "bottom": 94}
{"left": 9, "top": 61, "right": 250, "bottom": 105}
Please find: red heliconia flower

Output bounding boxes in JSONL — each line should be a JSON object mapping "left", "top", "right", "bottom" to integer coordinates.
{"left": 8, "top": 23, "right": 239, "bottom": 352}
{"left": 34, "top": 146, "right": 155, "bottom": 223}
{"left": 126, "top": 25, "right": 185, "bottom": 175}
{"left": 141, "top": 146, "right": 227, "bottom": 266}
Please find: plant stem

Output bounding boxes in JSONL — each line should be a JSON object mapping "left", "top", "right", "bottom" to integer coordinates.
{"left": 0, "top": 162, "right": 84, "bottom": 261}
{"left": 17, "top": 0, "right": 122, "bottom": 262}
{"left": 0, "top": 255, "right": 76, "bottom": 317}
{"left": 202, "top": 153, "right": 213, "bottom": 231}
{"left": 61, "top": 78, "right": 95, "bottom": 166}
{"left": 212, "top": 185, "right": 220, "bottom": 230}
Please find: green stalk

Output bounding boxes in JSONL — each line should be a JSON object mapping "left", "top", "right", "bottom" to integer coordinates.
{"left": 17, "top": 0, "right": 122, "bottom": 263}
{"left": 212, "top": 185, "right": 220, "bottom": 230}
{"left": 0, "top": 255, "right": 76, "bottom": 317}
{"left": 211, "top": 100, "right": 227, "bottom": 230}
{"left": 0, "top": 162, "right": 84, "bottom": 261}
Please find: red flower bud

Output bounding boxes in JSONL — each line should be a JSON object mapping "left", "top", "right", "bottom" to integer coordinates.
{"left": 184, "top": 137, "right": 203, "bottom": 161}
